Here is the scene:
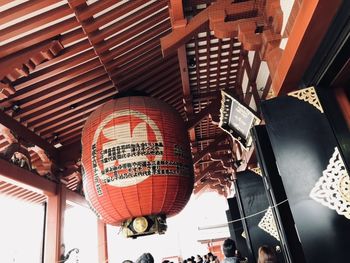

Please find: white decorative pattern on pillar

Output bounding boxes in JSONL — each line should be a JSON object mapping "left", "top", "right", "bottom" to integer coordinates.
{"left": 310, "top": 147, "right": 350, "bottom": 219}
{"left": 258, "top": 207, "right": 280, "bottom": 241}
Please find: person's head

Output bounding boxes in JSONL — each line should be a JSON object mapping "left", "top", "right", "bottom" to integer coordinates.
{"left": 222, "top": 238, "right": 237, "bottom": 257}
{"left": 122, "top": 261, "right": 133, "bottom": 263}
{"left": 136, "top": 253, "right": 154, "bottom": 263}
{"left": 258, "top": 246, "right": 277, "bottom": 263}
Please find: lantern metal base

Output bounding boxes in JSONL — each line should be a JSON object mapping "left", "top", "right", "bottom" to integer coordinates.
{"left": 121, "top": 214, "right": 167, "bottom": 239}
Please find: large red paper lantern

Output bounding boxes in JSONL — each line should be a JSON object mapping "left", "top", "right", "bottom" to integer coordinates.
{"left": 81, "top": 96, "right": 194, "bottom": 227}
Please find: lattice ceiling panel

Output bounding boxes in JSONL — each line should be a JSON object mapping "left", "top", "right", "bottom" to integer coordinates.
{"left": 186, "top": 30, "right": 242, "bottom": 142}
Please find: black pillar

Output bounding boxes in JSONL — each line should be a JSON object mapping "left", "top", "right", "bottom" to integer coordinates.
{"left": 261, "top": 87, "right": 350, "bottom": 262}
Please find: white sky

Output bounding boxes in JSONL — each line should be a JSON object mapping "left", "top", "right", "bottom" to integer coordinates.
{"left": 0, "top": 191, "right": 229, "bottom": 263}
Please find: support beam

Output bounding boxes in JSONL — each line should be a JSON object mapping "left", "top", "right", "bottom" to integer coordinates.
{"left": 161, "top": 8, "right": 209, "bottom": 57}
{"left": 97, "top": 220, "right": 108, "bottom": 263}
{"left": 66, "top": 188, "right": 88, "bottom": 208}
{"left": 169, "top": 0, "right": 197, "bottom": 142}
{"left": 243, "top": 51, "right": 261, "bottom": 109}
{"left": 335, "top": 88, "right": 350, "bottom": 128}
{"left": 0, "top": 158, "right": 56, "bottom": 196}
{"left": 194, "top": 181, "right": 209, "bottom": 195}
{"left": 236, "top": 144, "right": 255, "bottom": 173}
{"left": 271, "top": 0, "right": 342, "bottom": 94}
{"left": 195, "top": 161, "right": 221, "bottom": 183}
{"left": 186, "top": 99, "right": 220, "bottom": 130}
{"left": 178, "top": 45, "right": 196, "bottom": 141}
{"left": 161, "top": 0, "right": 259, "bottom": 57}
{"left": 44, "top": 183, "right": 66, "bottom": 263}
{"left": 58, "top": 140, "right": 81, "bottom": 166}
{"left": 262, "top": 75, "right": 272, "bottom": 99}
{"left": 0, "top": 110, "right": 59, "bottom": 160}
{"left": 192, "top": 133, "right": 227, "bottom": 164}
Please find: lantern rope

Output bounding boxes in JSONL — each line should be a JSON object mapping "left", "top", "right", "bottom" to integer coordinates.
{"left": 198, "top": 199, "right": 289, "bottom": 230}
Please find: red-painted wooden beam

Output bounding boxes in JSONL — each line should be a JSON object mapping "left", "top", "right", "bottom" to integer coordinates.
{"left": 0, "top": 158, "right": 56, "bottom": 196}
{"left": 186, "top": 98, "right": 221, "bottom": 130}
{"left": 272, "top": 0, "right": 342, "bottom": 94}
{"left": 192, "top": 133, "right": 228, "bottom": 164}
{"left": 0, "top": 110, "right": 59, "bottom": 160}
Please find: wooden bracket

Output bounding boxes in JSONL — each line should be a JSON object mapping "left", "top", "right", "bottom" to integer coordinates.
{"left": 0, "top": 40, "right": 63, "bottom": 100}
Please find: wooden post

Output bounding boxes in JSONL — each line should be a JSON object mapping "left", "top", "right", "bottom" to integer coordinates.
{"left": 271, "top": 0, "right": 342, "bottom": 94}
{"left": 44, "top": 183, "right": 66, "bottom": 262}
{"left": 335, "top": 88, "right": 350, "bottom": 128}
{"left": 97, "top": 219, "right": 108, "bottom": 263}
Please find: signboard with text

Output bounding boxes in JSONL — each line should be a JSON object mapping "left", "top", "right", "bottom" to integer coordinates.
{"left": 219, "top": 90, "right": 261, "bottom": 149}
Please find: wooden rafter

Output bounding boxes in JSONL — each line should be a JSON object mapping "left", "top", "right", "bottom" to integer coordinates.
{"left": 67, "top": 0, "right": 118, "bottom": 91}
{"left": 103, "top": 21, "right": 171, "bottom": 64}
{"left": 0, "top": 5, "right": 72, "bottom": 43}
{"left": 0, "top": 18, "right": 79, "bottom": 59}
{"left": 0, "top": 40, "right": 64, "bottom": 100}
{"left": 0, "top": 1, "right": 62, "bottom": 26}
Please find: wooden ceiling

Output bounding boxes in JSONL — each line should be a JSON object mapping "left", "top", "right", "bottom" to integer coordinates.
{"left": 0, "top": 179, "right": 47, "bottom": 204}
{"left": 0, "top": 0, "right": 283, "bottom": 197}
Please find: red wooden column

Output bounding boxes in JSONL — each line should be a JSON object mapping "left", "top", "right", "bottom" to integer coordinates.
{"left": 272, "top": 0, "right": 342, "bottom": 94}
{"left": 44, "top": 183, "right": 66, "bottom": 262}
{"left": 97, "top": 219, "right": 108, "bottom": 263}
{"left": 335, "top": 88, "right": 350, "bottom": 128}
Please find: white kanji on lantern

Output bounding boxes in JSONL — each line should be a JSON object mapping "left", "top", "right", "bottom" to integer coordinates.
{"left": 92, "top": 109, "right": 164, "bottom": 187}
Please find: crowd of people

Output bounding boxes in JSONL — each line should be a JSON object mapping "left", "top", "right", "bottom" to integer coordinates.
{"left": 122, "top": 238, "right": 277, "bottom": 263}
{"left": 177, "top": 252, "right": 221, "bottom": 263}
